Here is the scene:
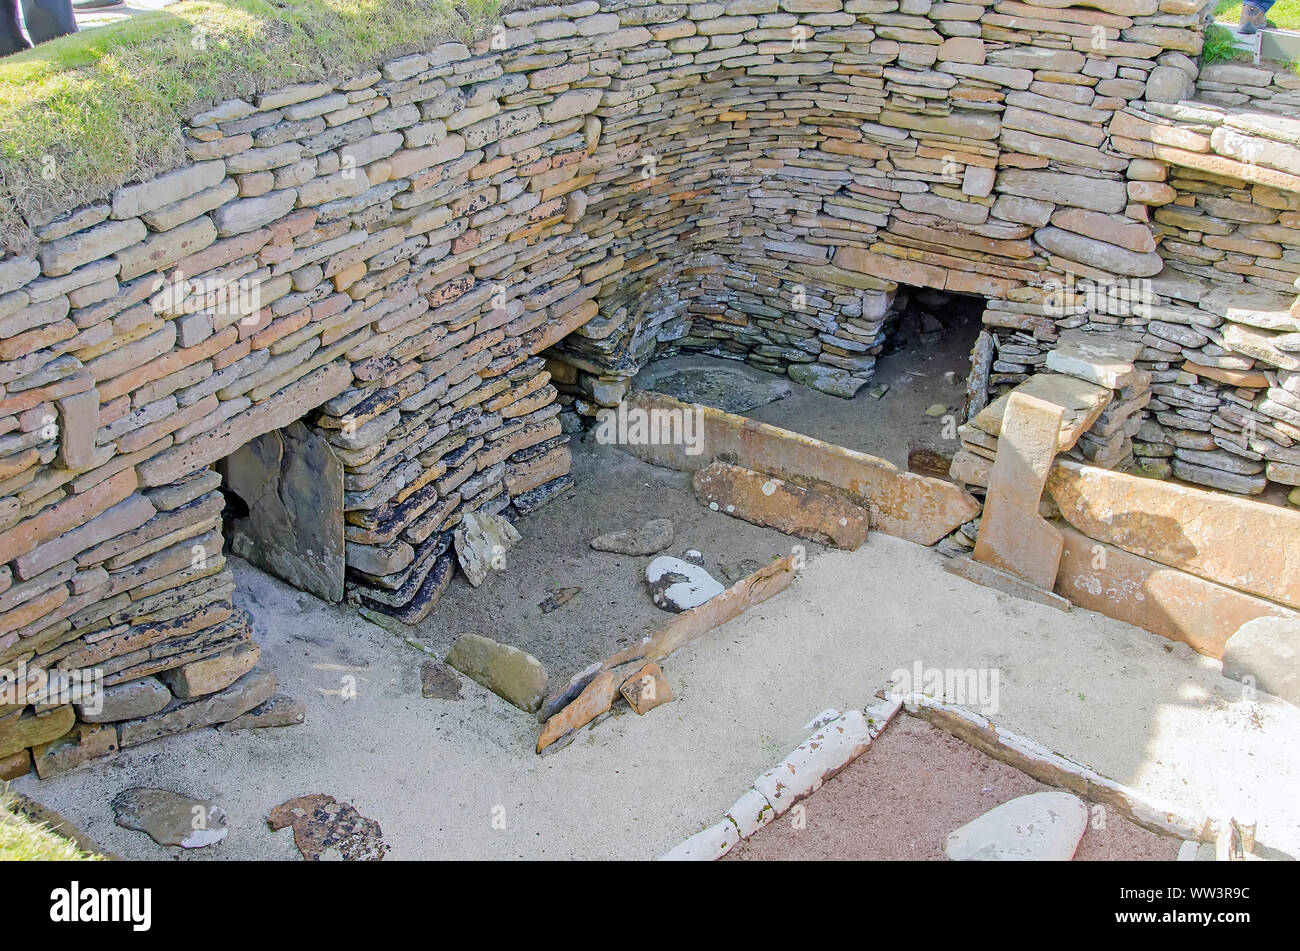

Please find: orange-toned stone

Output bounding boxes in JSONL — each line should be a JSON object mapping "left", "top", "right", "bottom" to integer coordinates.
{"left": 1047, "top": 459, "right": 1300, "bottom": 610}
{"left": 536, "top": 670, "right": 617, "bottom": 753}
{"left": 974, "top": 393, "right": 1066, "bottom": 590}
{"left": 0, "top": 466, "right": 136, "bottom": 565}
{"left": 605, "top": 553, "right": 800, "bottom": 670}
{"left": 159, "top": 640, "right": 261, "bottom": 699}
{"left": 619, "top": 662, "right": 673, "bottom": 715}
{"left": 1055, "top": 525, "right": 1298, "bottom": 658}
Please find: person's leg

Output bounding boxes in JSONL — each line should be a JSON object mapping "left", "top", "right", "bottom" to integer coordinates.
{"left": 19, "top": 0, "right": 77, "bottom": 45}
{"left": 0, "top": 0, "right": 32, "bottom": 57}
{"left": 1240, "top": 0, "right": 1272, "bottom": 34}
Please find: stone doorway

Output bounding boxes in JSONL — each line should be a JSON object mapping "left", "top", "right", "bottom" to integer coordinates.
{"left": 219, "top": 421, "right": 346, "bottom": 604}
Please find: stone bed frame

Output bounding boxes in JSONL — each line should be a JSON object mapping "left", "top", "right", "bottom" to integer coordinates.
{"left": 658, "top": 690, "right": 1256, "bottom": 860}
{"left": 3, "top": 0, "right": 1300, "bottom": 778}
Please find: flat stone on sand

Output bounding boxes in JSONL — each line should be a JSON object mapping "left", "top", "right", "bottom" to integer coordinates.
{"left": 445, "top": 633, "right": 548, "bottom": 713}
{"left": 646, "top": 556, "right": 725, "bottom": 612}
{"left": 1223, "top": 617, "right": 1300, "bottom": 706}
{"left": 112, "top": 787, "right": 228, "bottom": 849}
{"left": 943, "top": 790, "right": 1088, "bottom": 861}
{"left": 590, "top": 517, "right": 674, "bottom": 555}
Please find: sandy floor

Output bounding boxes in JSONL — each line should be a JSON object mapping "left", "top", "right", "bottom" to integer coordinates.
{"left": 11, "top": 342, "right": 1300, "bottom": 861}
{"left": 726, "top": 716, "right": 1182, "bottom": 861}
{"left": 404, "top": 439, "right": 805, "bottom": 684}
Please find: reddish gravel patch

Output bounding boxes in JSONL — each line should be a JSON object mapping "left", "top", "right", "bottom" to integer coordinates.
{"left": 725, "top": 715, "right": 1182, "bottom": 861}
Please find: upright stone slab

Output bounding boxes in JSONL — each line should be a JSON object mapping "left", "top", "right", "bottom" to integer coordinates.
{"left": 974, "top": 393, "right": 1066, "bottom": 590}
{"left": 225, "top": 420, "right": 345, "bottom": 603}
{"left": 1055, "top": 525, "right": 1298, "bottom": 657}
{"left": 1048, "top": 459, "right": 1300, "bottom": 611}
{"left": 1222, "top": 617, "right": 1300, "bottom": 706}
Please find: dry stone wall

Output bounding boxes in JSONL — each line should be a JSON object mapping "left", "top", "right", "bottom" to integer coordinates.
{"left": 0, "top": 0, "right": 1287, "bottom": 779}
{"left": 1098, "top": 62, "right": 1300, "bottom": 498}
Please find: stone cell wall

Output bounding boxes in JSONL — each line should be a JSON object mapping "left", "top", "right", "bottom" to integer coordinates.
{"left": 0, "top": 0, "right": 1261, "bottom": 779}
{"left": 1105, "top": 61, "right": 1300, "bottom": 498}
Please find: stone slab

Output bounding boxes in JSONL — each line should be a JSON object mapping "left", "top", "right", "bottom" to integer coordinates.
{"left": 692, "top": 462, "right": 870, "bottom": 550}
{"left": 1047, "top": 459, "right": 1300, "bottom": 611}
{"left": 226, "top": 420, "right": 345, "bottom": 603}
{"left": 945, "top": 555, "right": 1073, "bottom": 612}
{"left": 1054, "top": 525, "right": 1297, "bottom": 658}
{"left": 621, "top": 391, "right": 979, "bottom": 546}
{"left": 1044, "top": 330, "right": 1142, "bottom": 388}
{"left": 619, "top": 662, "right": 673, "bottom": 715}
{"left": 446, "top": 633, "right": 548, "bottom": 714}
{"left": 118, "top": 670, "right": 276, "bottom": 748}
{"left": 971, "top": 373, "right": 1111, "bottom": 451}
{"left": 944, "top": 791, "right": 1088, "bottom": 861}
{"left": 1222, "top": 617, "right": 1300, "bottom": 707}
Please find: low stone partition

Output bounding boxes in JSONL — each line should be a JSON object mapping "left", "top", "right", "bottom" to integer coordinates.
{"left": 0, "top": 0, "right": 1288, "bottom": 778}
{"left": 947, "top": 331, "right": 1299, "bottom": 659}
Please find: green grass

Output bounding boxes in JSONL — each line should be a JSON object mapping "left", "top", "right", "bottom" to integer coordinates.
{"left": 1202, "top": 22, "right": 1252, "bottom": 64}
{"left": 0, "top": 0, "right": 502, "bottom": 247}
{"left": 0, "top": 787, "right": 101, "bottom": 860}
{"left": 1216, "top": 0, "right": 1300, "bottom": 29}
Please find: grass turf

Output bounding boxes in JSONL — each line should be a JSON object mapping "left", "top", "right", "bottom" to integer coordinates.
{"left": 0, "top": 787, "right": 101, "bottom": 860}
{"left": 0, "top": 0, "right": 501, "bottom": 247}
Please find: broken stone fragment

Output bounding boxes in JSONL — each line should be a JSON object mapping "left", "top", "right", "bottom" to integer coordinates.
{"left": 445, "top": 633, "right": 547, "bottom": 713}
{"left": 536, "top": 662, "right": 602, "bottom": 722}
{"left": 418, "top": 661, "right": 462, "bottom": 700}
{"left": 538, "top": 586, "right": 580, "bottom": 613}
{"left": 453, "top": 510, "right": 521, "bottom": 586}
{"left": 268, "top": 794, "right": 386, "bottom": 861}
{"left": 692, "top": 462, "right": 870, "bottom": 550}
{"left": 113, "top": 787, "right": 229, "bottom": 849}
{"left": 645, "top": 556, "right": 725, "bottom": 612}
{"left": 619, "top": 662, "right": 673, "bottom": 715}
{"left": 535, "top": 669, "right": 618, "bottom": 753}
{"left": 218, "top": 694, "right": 306, "bottom": 730}
{"left": 943, "top": 791, "right": 1088, "bottom": 861}
{"left": 1222, "top": 617, "right": 1300, "bottom": 707}
{"left": 589, "top": 517, "right": 674, "bottom": 555}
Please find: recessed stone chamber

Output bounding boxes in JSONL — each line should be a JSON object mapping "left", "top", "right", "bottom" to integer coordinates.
{"left": 3, "top": 0, "right": 1300, "bottom": 779}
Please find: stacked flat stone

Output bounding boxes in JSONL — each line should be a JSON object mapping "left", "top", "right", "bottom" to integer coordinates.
{"left": 1107, "top": 73, "right": 1300, "bottom": 498}
{"left": 0, "top": 0, "right": 1277, "bottom": 780}
{"left": 1193, "top": 61, "right": 1300, "bottom": 115}
{"left": 954, "top": 330, "right": 1144, "bottom": 476}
